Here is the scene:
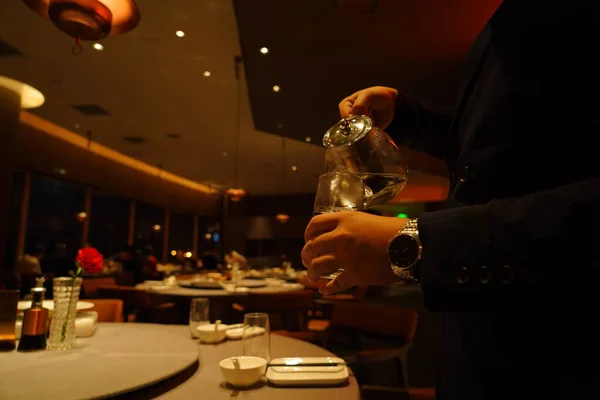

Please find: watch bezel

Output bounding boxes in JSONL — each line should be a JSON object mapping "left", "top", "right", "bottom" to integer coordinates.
{"left": 388, "top": 232, "right": 423, "bottom": 271}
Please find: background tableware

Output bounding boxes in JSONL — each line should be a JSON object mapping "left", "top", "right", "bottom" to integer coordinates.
{"left": 17, "top": 300, "right": 94, "bottom": 311}
{"left": 219, "top": 356, "right": 267, "bottom": 387}
{"left": 189, "top": 298, "right": 209, "bottom": 338}
{"left": 242, "top": 313, "right": 270, "bottom": 362}
{"left": 196, "top": 322, "right": 228, "bottom": 343}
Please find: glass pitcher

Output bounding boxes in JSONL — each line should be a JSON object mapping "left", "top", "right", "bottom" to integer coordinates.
{"left": 323, "top": 115, "right": 408, "bottom": 207}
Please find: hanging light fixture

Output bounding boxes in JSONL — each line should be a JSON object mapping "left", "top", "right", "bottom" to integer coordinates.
{"left": 23, "top": 0, "right": 140, "bottom": 53}
{"left": 275, "top": 137, "right": 290, "bottom": 224}
{"left": 226, "top": 55, "right": 247, "bottom": 202}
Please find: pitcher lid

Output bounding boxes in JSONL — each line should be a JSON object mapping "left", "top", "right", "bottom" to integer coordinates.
{"left": 323, "top": 115, "right": 372, "bottom": 147}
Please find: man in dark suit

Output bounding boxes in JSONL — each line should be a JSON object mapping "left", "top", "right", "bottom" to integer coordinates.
{"left": 302, "top": 1, "right": 599, "bottom": 398}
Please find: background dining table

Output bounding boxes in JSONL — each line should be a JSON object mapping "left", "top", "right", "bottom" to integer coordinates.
{"left": 0, "top": 323, "right": 359, "bottom": 400}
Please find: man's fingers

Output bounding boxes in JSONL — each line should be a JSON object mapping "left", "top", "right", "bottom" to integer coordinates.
{"left": 320, "top": 271, "right": 355, "bottom": 295}
{"left": 352, "top": 91, "right": 375, "bottom": 117}
{"left": 307, "top": 254, "right": 340, "bottom": 282}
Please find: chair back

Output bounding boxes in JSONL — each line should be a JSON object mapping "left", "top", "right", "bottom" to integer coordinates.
{"left": 246, "top": 290, "right": 315, "bottom": 330}
{"left": 330, "top": 302, "right": 418, "bottom": 343}
{"left": 88, "top": 299, "right": 124, "bottom": 322}
{"left": 97, "top": 286, "right": 151, "bottom": 321}
{"left": 82, "top": 277, "right": 117, "bottom": 297}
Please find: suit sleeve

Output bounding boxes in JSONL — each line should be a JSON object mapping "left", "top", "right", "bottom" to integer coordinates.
{"left": 385, "top": 93, "right": 454, "bottom": 160}
{"left": 417, "top": 176, "right": 600, "bottom": 311}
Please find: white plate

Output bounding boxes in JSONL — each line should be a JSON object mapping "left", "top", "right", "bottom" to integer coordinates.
{"left": 225, "top": 325, "right": 265, "bottom": 340}
{"left": 17, "top": 300, "right": 95, "bottom": 311}
{"left": 266, "top": 357, "right": 349, "bottom": 386}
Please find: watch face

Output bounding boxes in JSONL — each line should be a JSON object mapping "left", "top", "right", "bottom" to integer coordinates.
{"left": 389, "top": 234, "right": 420, "bottom": 269}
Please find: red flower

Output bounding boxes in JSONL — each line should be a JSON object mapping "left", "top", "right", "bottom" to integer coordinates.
{"left": 76, "top": 247, "right": 104, "bottom": 274}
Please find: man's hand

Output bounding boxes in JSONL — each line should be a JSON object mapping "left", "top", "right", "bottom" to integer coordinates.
{"left": 302, "top": 211, "right": 407, "bottom": 295}
{"left": 338, "top": 86, "right": 399, "bottom": 130}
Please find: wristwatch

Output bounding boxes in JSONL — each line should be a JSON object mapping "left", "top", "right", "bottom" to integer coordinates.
{"left": 388, "top": 218, "right": 422, "bottom": 281}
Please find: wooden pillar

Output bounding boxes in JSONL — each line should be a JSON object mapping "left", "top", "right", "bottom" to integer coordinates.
{"left": 15, "top": 171, "right": 31, "bottom": 258}
{"left": 162, "top": 209, "right": 170, "bottom": 263}
{"left": 127, "top": 200, "right": 136, "bottom": 246}
{"left": 0, "top": 84, "right": 21, "bottom": 270}
{"left": 192, "top": 214, "right": 199, "bottom": 258}
{"left": 81, "top": 188, "right": 92, "bottom": 247}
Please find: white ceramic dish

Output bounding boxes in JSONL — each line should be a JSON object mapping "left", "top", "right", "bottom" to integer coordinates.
{"left": 266, "top": 357, "right": 349, "bottom": 386}
{"left": 17, "top": 300, "right": 94, "bottom": 311}
{"left": 220, "top": 356, "right": 267, "bottom": 387}
{"left": 196, "top": 323, "right": 228, "bottom": 343}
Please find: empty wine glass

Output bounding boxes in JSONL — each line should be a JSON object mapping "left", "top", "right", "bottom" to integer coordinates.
{"left": 323, "top": 115, "right": 408, "bottom": 207}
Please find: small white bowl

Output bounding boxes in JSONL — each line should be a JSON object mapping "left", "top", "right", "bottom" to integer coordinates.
{"left": 220, "top": 356, "right": 267, "bottom": 387}
{"left": 196, "top": 323, "right": 228, "bottom": 343}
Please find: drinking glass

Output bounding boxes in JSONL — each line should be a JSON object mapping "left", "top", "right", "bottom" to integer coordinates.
{"left": 323, "top": 115, "right": 408, "bottom": 207}
{"left": 242, "top": 313, "right": 270, "bottom": 362}
{"left": 189, "top": 298, "right": 209, "bottom": 338}
{"left": 313, "top": 172, "right": 365, "bottom": 280}
{"left": 313, "top": 171, "right": 366, "bottom": 215}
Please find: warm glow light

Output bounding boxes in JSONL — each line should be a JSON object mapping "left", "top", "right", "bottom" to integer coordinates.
{"left": 153, "top": 224, "right": 162, "bottom": 232}
{"left": 226, "top": 188, "right": 247, "bottom": 202}
{"left": 203, "top": 71, "right": 211, "bottom": 77}
{"left": 0, "top": 75, "right": 45, "bottom": 109}
{"left": 204, "top": 233, "right": 212, "bottom": 240}
{"left": 185, "top": 251, "right": 192, "bottom": 258}
{"left": 176, "top": 30, "right": 185, "bottom": 37}
{"left": 76, "top": 212, "right": 87, "bottom": 222}
{"left": 275, "top": 213, "right": 290, "bottom": 223}
{"left": 20, "top": 112, "right": 217, "bottom": 195}
{"left": 170, "top": 250, "right": 177, "bottom": 256}
{"left": 272, "top": 85, "right": 280, "bottom": 92}
{"left": 221, "top": 152, "right": 228, "bottom": 157}
{"left": 305, "top": 137, "right": 311, "bottom": 142}
{"left": 93, "top": 43, "right": 104, "bottom": 51}
{"left": 260, "top": 47, "right": 269, "bottom": 54}
{"left": 54, "top": 167, "right": 67, "bottom": 175}
{"left": 291, "top": 165, "right": 298, "bottom": 171}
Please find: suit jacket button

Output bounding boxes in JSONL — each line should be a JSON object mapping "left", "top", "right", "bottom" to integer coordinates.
{"left": 500, "top": 265, "right": 514, "bottom": 283}
{"left": 478, "top": 265, "right": 492, "bottom": 284}
{"left": 456, "top": 267, "right": 470, "bottom": 284}
{"left": 458, "top": 165, "right": 470, "bottom": 183}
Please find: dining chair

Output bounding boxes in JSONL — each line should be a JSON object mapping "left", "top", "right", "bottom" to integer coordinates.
{"left": 97, "top": 285, "right": 178, "bottom": 323}
{"left": 310, "top": 301, "right": 418, "bottom": 388}
{"left": 232, "top": 290, "right": 318, "bottom": 342}
{"left": 87, "top": 299, "right": 124, "bottom": 322}
{"left": 81, "top": 277, "right": 117, "bottom": 298}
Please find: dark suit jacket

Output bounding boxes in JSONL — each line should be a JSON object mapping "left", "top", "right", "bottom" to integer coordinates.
{"left": 387, "top": 1, "right": 599, "bottom": 399}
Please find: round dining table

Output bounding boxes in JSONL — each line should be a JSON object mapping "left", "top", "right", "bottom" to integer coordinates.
{"left": 0, "top": 323, "right": 359, "bottom": 400}
{"left": 135, "top": 281, "right": 306, "bottom": 298}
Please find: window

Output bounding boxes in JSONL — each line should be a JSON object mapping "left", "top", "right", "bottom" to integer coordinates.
{"left": 88, "top": 192, "right": 129, "bottom": 257}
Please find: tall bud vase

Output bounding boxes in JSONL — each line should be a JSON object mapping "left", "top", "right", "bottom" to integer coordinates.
{"left": 48, "top": 277, "right": 82, "bottom": 350}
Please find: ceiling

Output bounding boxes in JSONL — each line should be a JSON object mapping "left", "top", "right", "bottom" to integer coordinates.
{"left": 0, "top": 0, "right": 499, "bottom": 197}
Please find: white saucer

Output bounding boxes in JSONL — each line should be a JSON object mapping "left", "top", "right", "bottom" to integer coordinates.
{"left": 17, "top": 300, "right": 94, "bottom": 311}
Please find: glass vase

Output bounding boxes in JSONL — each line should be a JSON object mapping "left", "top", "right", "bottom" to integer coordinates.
{"left": 47, "top": 277, "right": 82, "bottom": 350}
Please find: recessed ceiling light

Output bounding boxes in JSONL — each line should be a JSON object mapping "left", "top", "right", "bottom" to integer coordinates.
{"left": 260, "top": 47, "right": 269, "bottom": 54}
{"left": 221, "top": 151, "right": 228, "bottom": 156}
{"left": 203, "top": 70, "right": 211, "bottom": 77}
{"left": 272, "top": 85, "right": 280, "bottom": 92}
{"left": 92, "top": 43, "right": 104, "bottom": 51}
{"left": 291, "top": 165, "right": 298, "bottom": 171}
{"left": 305, "top": 137, "right": 311, "bottom": 142}
{"left": 176, "top": 30, "right": 185, "bottom": 38}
